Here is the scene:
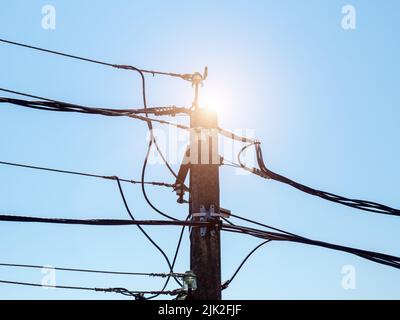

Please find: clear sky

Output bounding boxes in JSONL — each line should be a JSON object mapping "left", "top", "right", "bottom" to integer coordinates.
{"left": 0, "top": 0, "right": 399, "bottom": 299}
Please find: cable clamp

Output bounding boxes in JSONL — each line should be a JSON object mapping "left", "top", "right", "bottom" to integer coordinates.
{"left": 221, "top": 280, "right": 230, "bottom": 290}
{"left": 191, "top": 208, "right": 230, "bottom": 219}
{"left": 192, "top": 205, "right": 225, "bottom": 237}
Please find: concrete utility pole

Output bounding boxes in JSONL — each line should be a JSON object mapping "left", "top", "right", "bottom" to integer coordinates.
{"left": 188, "top": 76, "right": 221, "bottom": 300}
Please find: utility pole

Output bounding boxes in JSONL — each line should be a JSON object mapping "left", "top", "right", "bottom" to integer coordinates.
{"left": 187, "top": 74, "right": 221, "bottom": 300}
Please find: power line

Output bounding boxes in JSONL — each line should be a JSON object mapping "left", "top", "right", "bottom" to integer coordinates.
{"left": 0, "top": 37, "right": 250, "bottom": 299}
{"left": 147, "top": 215, "right": 189, "bottom": 300}
{"left": 0, "top": 278, "right": 182, "bottom": 298}
{"left": 222, "top": 240, "right": 271, "bottom": 290}
{"left": 0, "top": 214, "right": 215, "bottom": 227}
{"left": 221, "top": 223, "right": 400, "bottom": 270}
{"left": 5, "top": 36, "right": 398, "bottom": 298}
{"left": 0, "top": 37, "right": 189, "bottom": 204}
{"left": 0, "top": 34, "right": 191, "bottom": 285}
{"left": 0, "top": 92, "right": 190, "bottom": 129}
{"left": 0, "top": 212, "right": 207, "bottom": 292}
{"left": 0, "top": 97, "right": 190, "bottom": 117}
{"left": 101, "top": 41, "right": 184, "bottom": 226}
{"left": 0, "top": 38, "right": 201, "bottom": 82}
{"left": 0, "top": 88, "right": 190, "bottom": 115}
{"left": 0, "top": 88, "right": 254, "bottom": 143}
{"left": 0, "top": 88, "right": 192, "bottom": 196}
{"left": 238, "top": 142, "right": 400, "bottom": 217}
{"left": 219, "top": 128, "right": 257, "bottom": 144}
{"left": 221, "top": 158, "right": 243, "bottom": 170}
{"left": 115, "top": 179, "right": 182, "bottom": 288}
{"left": 0, "top": 35, "right": 207, "bottom": 205}
{"left": 0, "top": 262, "right": 186, "bottom": 278}
{"left": 0, "top": 88, "right": 191, "bottom": 207}
{"left": 140, "top": 135, "right": 180, "bottom": 221}
{"left": 230, "top": 212, "right": 305, "bottom": 239}
{"left": 0, "top": 160, "right": 174, "bottom": 188}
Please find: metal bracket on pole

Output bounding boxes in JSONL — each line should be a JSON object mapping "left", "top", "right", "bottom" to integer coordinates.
{"left": 199, "top": 205, "right": 208, "bottom": 237}
{"left": 192, "top": 205, "right": 226, "bottom": 237}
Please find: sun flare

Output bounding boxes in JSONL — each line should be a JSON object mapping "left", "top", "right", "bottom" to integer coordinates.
{"left": 198, "top": 89, "right": 224, "bottom": 115}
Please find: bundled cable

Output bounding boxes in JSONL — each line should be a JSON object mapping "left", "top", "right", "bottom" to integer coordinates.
{"left": 0, "top": 37, "right": 193, "bottom": 222}
{"left": 0, "top": 262, "right": 187, "bottom": 278}
{"left": 0, "top": 278, "right": 182, "bottom": 299}
{"left": 222, "top": 223, "right": 400, "bottom": 270}
{"left": 0, "top": 213, "right": 215, "bottom": 227}
{"left": 0, "top": 88, "right": 191, "bottom": 213}
{"left": 0, "top": 91, "right": 190, "bottom": 118}
{"left": 238, "top": 142, "right": 400, "bottom": 217}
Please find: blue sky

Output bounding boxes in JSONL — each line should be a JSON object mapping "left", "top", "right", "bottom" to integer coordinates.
{"left": 0, "top": 0, "right": 399, "bottom": 299}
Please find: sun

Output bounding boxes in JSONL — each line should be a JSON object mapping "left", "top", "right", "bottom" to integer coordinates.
{"left": 198, "top": 89, "right": 223, "bottom": 114}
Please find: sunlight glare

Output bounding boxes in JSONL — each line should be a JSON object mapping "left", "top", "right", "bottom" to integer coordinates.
{"left": 198, "top": 88, "right": 224, "bottom": 115}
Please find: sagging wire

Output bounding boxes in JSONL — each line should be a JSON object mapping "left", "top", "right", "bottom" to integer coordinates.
{"left": 0, "top": 214, "right": 214, "bottom": 227}
{"left": 0, "top": 278, "right": 183, "bottom": 299}
{"left": 237, "top": 142, "right": 400, "bottom": 217}
{"left": 0, "top": 33, "right": 189, "bottom": 221}
{"left": 0, "top": 262, "right": 187, "bottom": 278}
{"left": 221, "top": 223, "right": 400, "bottom": 270}
{"left": 0, "top": 38, "right": 204, "bottom": 83}
{"left": 0, "top": 89, "right": 253, "bottom": 147}
{"left": 222, "top": 240, "right": 271, "bottom": 290}
{"left": 147, "top": 215, "right": 190, "bottom": 300}
{"left": 0, "top": 160, "right": 174, "bottom": 188}
{"left": 115, "top": 178, "right": 182, "bottom": 289}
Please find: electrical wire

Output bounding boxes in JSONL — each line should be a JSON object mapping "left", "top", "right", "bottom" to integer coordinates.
{"left": 127, "top": 62, "right": 182, "bottom": 222}
{"left": 0, "top": 90, "right": 253, "bottom": 146}
{"left": 0, "top": 210, "right": 212, "bottom": 294}
{"left": 0, "top": 37, "right": 189, "bottom": 205}
{"left": 1, "top": 75, "right": 185, "bottom": 291}
{"left": 0, "top": 160, "right": 174, "bottom": 188}
{"left": 0, "top": 278, "right": 182, "bottom": 298}
{"left": 221, "top": 216, "right": 236, "bottom": 226}
{"left": 0, "top": 213, "right": 214, "bottom": 227}
{"left": 230, "top": 212, "right": 305, "bottom": 239}
{"left": 0, "top": 38, "right": 198, "bottom": 82}
{"left": 221, "top": 223, "right": 400, "bottom": 270}
{"left": 3, "top": 36, "right": 400, "bottom": 296}
{"left": 219, "top": 128, "right": 257, "bottom": 144}
{"left": 0, "top": 87, "right": 184, "bottom": 221}
{"left": 147, "top": 215, "right": 189, "bottom": 300}
{"left": 132, "top": 66, "right": 182, "bottom": 222}
{"left": 0, "top": 214, "right": 190, "bottom": 299}
{"left": 115, "top": 179, "right": 182, "bottom": 289}
{"left": 0, "top": 37, "right": 191, "bottom": 206}
{"left": 0, "top": 88, "right": 189, "bottom": 116}
{"left": 237, "top": 142, "right": 400, "bottom": 217}
{"left": 147, "top": 192, "right": 193, "bottom": 299}
{"left": 221, "top": 158, "right": 243, "bottom": 169}
{"left": 0, "top": 92, "right": 190, "bottom": 129}
{"left": 140, "top": 134, "right": 179, "bottom": 221}
{"left": 223, "top": 226, "right": 400, "bottom": 271}
{"left": 0, "top": 262, "right": 186, "bottom": 278}
{"left": 222, "top": 240, "right": 271, "bottom": 290}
